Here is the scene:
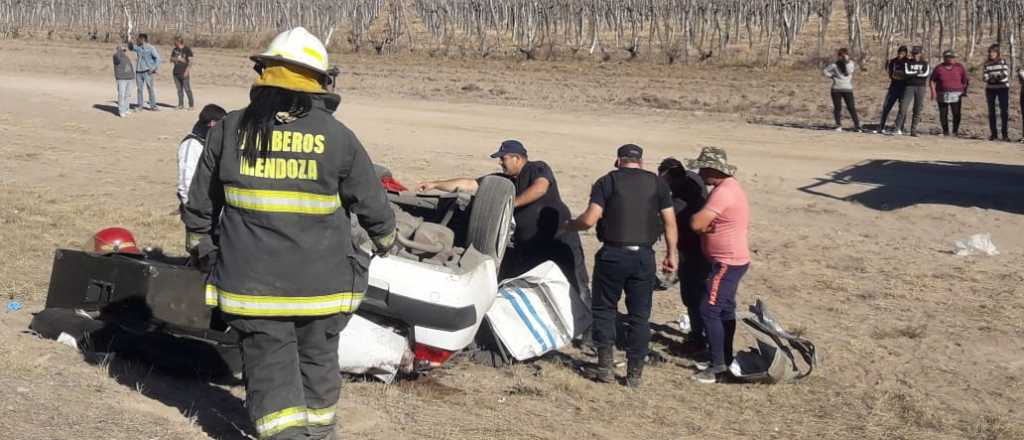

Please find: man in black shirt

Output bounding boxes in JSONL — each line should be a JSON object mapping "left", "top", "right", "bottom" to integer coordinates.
{"left": 171, "top": 36, "right": 195, "bottom": 110}
{"left": 564, "top": 144, "right": 678, "bottom": 387}
{"left": 658, "top": 158, "right": 710, "bottom": 352}
{"left": 418, "top": 140, "right": 592, "bottom": 339}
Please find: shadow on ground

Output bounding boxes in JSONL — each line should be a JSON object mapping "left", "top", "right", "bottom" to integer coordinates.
{"left": 749, "top": 119, "right": 996, "bottom": 140}
{"left": 92, "top": 352, "right": 254, "bottom": 440}
{"left": 800, "top": 159, "right": 1024, "bottom": 214}
{"left": 93, "top": 101, "right": 175, "bottom": 116}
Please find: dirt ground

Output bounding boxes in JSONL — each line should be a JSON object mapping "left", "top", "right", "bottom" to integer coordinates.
{"left": 1, "top": 38, "right": 1024, "bottom": 440}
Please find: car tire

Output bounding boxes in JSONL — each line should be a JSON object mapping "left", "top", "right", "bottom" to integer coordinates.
{"left": 467, "top": 176, "right": 515, "bottom": 262}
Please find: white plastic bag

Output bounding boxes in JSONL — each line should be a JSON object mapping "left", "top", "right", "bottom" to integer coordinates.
{"left": 677, "top": 313, "right": 692, "bottom": 335}
{"left": 954, "top": 233, "right": 999, "bottom": 256}
{"left": 337, "top": 315, "right": 412, "bottom": 383}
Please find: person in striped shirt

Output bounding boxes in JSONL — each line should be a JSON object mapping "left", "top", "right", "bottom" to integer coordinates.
{"left": 982, "top": 44, "right": 1012, "bottom": 141}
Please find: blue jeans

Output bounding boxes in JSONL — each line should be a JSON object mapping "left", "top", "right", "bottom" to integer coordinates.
{"left": 115, "top": 79, "right": 132, "bottom": 116}
{"left": 135, "top": 71, "right": 156, "bottom": 109}
{"left": 700, "top": 262, "right": 749, "bottom": 370}
{"left": 591, "top": 245, "right": 656, "bottom": 362}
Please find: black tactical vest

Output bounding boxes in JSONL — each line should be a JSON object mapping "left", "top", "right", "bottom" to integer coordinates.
{"left": 597, "top": 169, "right": 661, "bottom": 246}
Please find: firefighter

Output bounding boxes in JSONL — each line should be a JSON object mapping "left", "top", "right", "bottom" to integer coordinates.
{"left": 182, "top": 27, "right": 396, "bottom": 440}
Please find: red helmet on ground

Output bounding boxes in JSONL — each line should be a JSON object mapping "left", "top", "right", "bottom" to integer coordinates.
{"left": 90, "top": 227, "right": 142, "bottom": 254}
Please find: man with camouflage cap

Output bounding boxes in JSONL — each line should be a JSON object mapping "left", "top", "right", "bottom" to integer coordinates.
{"left": 687, "top": 147, "right": 750, "bottom": 384}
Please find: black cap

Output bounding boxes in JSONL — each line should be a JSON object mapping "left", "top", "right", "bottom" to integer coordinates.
{"left": 658, "top": 157, "right": 683, "bottom": 175}
{"left": 490, "top": 140, "right": 527, "bottom": 158}
{"left": 617, "top": 144, "right": 643, "bottom": 160}
{"left": 911, "top": 45, "right": 923, "bottom": 54}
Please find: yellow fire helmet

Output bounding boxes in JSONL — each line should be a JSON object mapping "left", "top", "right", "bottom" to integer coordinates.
{"left": 250, "top": 26, "right": 329, "bottom": 76}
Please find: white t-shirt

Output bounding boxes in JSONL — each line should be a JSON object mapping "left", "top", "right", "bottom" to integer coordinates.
{"left": 177, "top": 136, "right": 204, "bottom": 204}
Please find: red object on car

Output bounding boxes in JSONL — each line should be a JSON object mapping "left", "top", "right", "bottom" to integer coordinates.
{"left": 381, "top": 176, "right": 408, "bottom": 192}
{"left": 90, "top": 227, "right": 142, "bottom": 255}
{"left": 413, "top": 343, "right": 454, "bottom": 369}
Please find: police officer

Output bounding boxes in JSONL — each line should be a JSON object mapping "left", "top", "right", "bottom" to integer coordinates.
{"left": 418, "top": 140, "right": 592, "bottom": 341}
{"left": 183, "top": 27, "right": 396, "bottom": 440}
{"left": 564, "top": 144, "right": 677, "bottom": 387}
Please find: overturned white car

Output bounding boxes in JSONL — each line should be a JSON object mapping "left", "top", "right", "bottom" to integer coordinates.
{"left": 33, "top": 167, "right": 578, "bottom": 381}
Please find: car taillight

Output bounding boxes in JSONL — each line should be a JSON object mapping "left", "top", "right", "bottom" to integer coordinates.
{"left": 414, "top": 343, "right": 454, "bottom": 369}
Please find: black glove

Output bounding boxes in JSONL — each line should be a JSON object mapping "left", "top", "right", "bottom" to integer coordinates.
{"left": 186, "top": 232, "right": 218, "bottom": 272}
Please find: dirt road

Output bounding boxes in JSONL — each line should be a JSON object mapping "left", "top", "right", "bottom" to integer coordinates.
{"left": 1, "top": 40, "right": 1023, "bottom": 439}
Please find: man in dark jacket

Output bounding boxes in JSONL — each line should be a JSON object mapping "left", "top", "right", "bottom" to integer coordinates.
{"left": 658, "top": 158, "right": 709, "bottom": 352}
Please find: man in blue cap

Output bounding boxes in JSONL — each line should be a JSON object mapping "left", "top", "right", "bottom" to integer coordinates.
{"left": 418, "top": 140, "right": 592, "bottom": 341}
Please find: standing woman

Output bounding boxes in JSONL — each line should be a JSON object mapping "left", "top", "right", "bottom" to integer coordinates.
{"left": 182, "top": 27, "right": 396, "bottom": 440}
{"left": 982, "top": 44, "right": 1012, "bottom": 141}
{"left": 876, "top": 45, "right": 910, "bottom": 134}
{"left": 896, "top": 46, "right": 932, "bottom": 137}
{"left": 930, "top": 50, "right": 969, "bottom": 136}
{"left": 823, "top": 48, "right": 861, "bottom": 132}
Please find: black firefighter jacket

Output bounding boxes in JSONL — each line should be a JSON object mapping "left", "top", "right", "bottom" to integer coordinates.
{"left": 183, "top": 92, "right": 396, "bottom": 318}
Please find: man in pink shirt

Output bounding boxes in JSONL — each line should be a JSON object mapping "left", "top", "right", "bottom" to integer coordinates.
{"left": 930, "top": 50, "right": 970, "bottom": 136}
{"left": 687, "top": 146, "right": 750, "bottom": 384}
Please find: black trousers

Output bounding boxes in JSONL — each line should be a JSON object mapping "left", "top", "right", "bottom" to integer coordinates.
{"left": 830, "top": 90, "right": 861, "bottom": 128}
{"left": 591, "top": 245, "right": 656, "bottom": 363}
{"left": 679, "top": 254, "right": 711, "bottom": 345}
{"left": 1020, "top": 91, "right": 1024, "bottom": 136}
{"left": 938, "top": 99, "right": 962, "bottom": 135}
{"left": 227, "top": 314, "right": 347, "bottom": 440}
{"left": 878, "top": 85, "right": 905, "bottom": 130}
{"left": 987, "top": 88, "right": 1010, "bottom": 138}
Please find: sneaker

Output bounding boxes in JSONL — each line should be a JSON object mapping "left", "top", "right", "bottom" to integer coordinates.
{"left": 910, "top": 131, "right": 919, "bottom": 137}
{"left": 1002, "top": 136, "right": 1011, "bottom": 142}
{"left": 894, "top": 129, "right": 904, "bottom": 136}
{"left": 150, "top": 106, "right": 160, "bottom": 111}
{"left": 188, "top": 106, "right": 195, "bottom": 111}
{"left": 691, "top": 369, "right": 722, "bottom": 384}
{"left": 177, "top": 105, "right": 184, "bottom": 110}
{"left": 834, "top": 126, "right": 843, "bottom": 132}
{"left": 990, "top": 135, "right": 998, "bottom": 141}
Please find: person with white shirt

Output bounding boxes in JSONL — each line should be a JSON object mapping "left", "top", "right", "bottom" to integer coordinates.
{"left": 178, "top": 104, "right": 226, "bottom": 208}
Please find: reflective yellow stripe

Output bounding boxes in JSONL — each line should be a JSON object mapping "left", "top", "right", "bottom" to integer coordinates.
{"left": 302, "top": 47, "right": 325, "bottom": 63}
{"left": 205, "top": 284, "right": 219, "bottom": 306}
{"left": 224, "top": 186, "right": 341, "bottom": 215}
{"left": 306, "top": 405, "right": 336, "bottom": 426}
{"left": 206, "top": 285, "right": 363, "bottom": 317}
{"left": 374, "top": 230, "right": 397, "bottom": 249}
{"left": 255, "top": 406, "right": 306, "bottom": 438}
